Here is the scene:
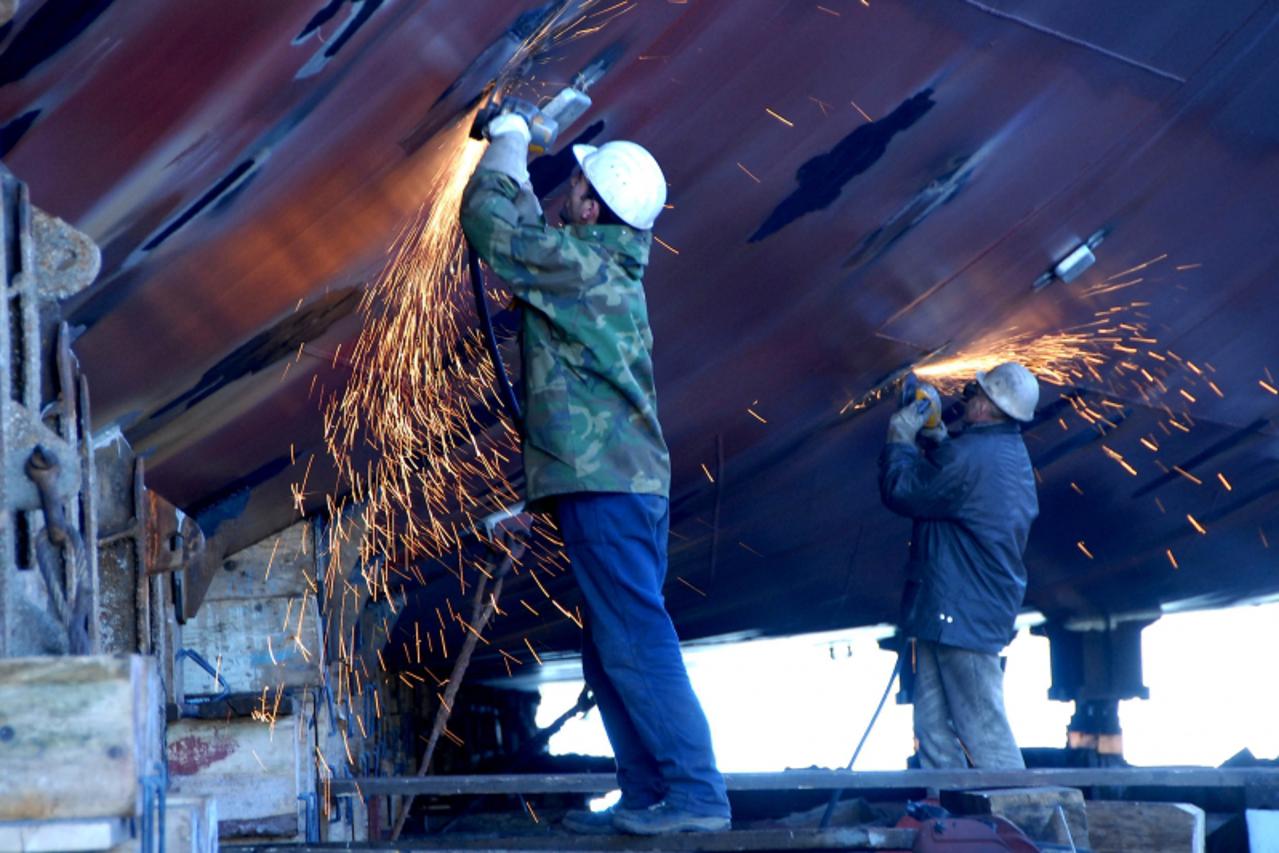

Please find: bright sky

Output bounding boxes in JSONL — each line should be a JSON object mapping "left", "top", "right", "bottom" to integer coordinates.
{"left": 537, "top": 600, "right": 1279, "bottom": 771}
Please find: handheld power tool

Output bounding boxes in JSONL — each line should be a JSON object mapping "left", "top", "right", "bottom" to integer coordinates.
{"left": 900, "top": 372, "right": 942, "bottom": 429}
{"left": 469, "top": 69, "right": 597, "bottom": 155}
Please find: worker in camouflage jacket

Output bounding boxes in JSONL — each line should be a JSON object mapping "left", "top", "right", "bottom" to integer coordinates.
{"left": 878, "top": 363, "right": 1040, "bottom": 769}
{"left": 461, "top": 113, "right": 731, "bottom": 836}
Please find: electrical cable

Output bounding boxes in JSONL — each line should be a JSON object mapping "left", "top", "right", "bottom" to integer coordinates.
{"left": 817, "top": 650, "right": 903, "bottom": 829}
{"left": 467, "top": 239, "right": 524, "bottom": 428}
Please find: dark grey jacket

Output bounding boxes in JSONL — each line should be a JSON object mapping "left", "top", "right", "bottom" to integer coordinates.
{"left": 878, "top": 421, "right": 1038, "bottom": 654}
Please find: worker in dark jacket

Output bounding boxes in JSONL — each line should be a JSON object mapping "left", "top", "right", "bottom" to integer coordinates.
{"left": 878, "top": 362, "right": 1040, "bottom": 768}
{"left": 460, "top": 113, "right": 730, "bottom": 835}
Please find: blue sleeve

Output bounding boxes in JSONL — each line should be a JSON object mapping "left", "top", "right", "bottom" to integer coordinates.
{"left": 878, "top": 441, "right": 973, "bottom": 520}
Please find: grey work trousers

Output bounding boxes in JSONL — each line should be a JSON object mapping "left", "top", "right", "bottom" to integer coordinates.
{"left": 913, "top": 639, "right": 1025, "bottom": 769}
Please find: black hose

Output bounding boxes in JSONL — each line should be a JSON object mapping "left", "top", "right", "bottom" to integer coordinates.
{"left": 817, "top": 651, "right": 903, "bottom": 829}
{"left": 467, "top": 239, "right": 523, "bottom": 427}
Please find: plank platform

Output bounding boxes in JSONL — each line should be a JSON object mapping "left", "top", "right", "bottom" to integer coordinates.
{"left": 234, "top": 825, "right": 915, "bottom": 851}
{"left": 333, "top": 767, "right": 1279, "bottom": 797}
{"left": 0, "top": 817, "right": 129, "bottom": 852}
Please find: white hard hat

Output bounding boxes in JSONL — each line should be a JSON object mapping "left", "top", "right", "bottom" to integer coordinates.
{"left": 572, "top": 141, "right": 667, "bottom": 231}
{"left": 976, "top": 362, "right": 1039, "bottom": 422}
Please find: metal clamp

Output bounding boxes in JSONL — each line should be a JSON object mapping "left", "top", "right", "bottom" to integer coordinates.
{"left": 175, "top": 648, "right": 231, "bottom": 704}
{"left": 139, "top": 762, "right": 167, "bottom": 853}
{"left": 298, "top": 791, "right": 320, "bottom": 843}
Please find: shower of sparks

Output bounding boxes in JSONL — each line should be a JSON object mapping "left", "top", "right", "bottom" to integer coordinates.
{"left": 832, "top": 293, "right": 1250, "bottom": 583}
{"left": 912, "top": 330, "right": 1106, "bottom": 393}
{"left": 277, "top": 4, "right": 637, "bottom": 784}
{"left": 317, "top": 125, "right": 555, "bottom": 622}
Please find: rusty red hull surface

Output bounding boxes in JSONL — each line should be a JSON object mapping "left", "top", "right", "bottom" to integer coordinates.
{"left": 0, "top": 0, "right": 1277, "bottom": 657}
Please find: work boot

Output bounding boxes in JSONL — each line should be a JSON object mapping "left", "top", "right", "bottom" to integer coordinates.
{"left": 560, "top": 804, "right": 644, "bottom": 835}
{"left": 612, "top": 801, "right": 731, "bottom": 835}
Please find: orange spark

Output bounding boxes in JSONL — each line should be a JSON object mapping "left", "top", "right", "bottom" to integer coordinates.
{"left": 653, "top": 235, "right": 680, "bottom": 255}
{"left": 765, "top": 107, "right": 795, "bottom": 127}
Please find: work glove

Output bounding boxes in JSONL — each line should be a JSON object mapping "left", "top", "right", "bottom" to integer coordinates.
{"left": 478, "top": 113, "right": 532, "bottom": 185}
{"left": 887, "top": 398, "right": 933, "bottom": 446}
{"left": 484, "top": 111, "right": 532, "bottom": 144}
{"left": 918, "top": 383, "right": 948, "bottom": 443}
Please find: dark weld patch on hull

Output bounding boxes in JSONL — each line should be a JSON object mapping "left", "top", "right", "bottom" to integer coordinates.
{"left": 0, "top": 0, "right": 116, "bottom": 86}
{"left": 140, "top": 159, "right": 257, "bottom": 252}
{"left": 0, "top": 109, "right": 39, "bottom": 157}
{"left": 143, "top": 287, "right": 361, "bottom": 424}
{"left": 189, "top": 455, "right": 290, "bottom": 536}
{"left": 295, "top": 0, "right": 349, "bottom": 43}
{"left": 749, "top": 89, "right": 936, "bottom": 243}
{"left": 843, "top": 152, "right": 979, "bottom": 271}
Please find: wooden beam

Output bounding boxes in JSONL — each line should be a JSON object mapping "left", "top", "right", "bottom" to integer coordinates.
{"left": 0, "top": 817, "right": 128, "bottom": 851}
{"left": 178, "top": 594, "right": 321, "bottom": 696}
{"left": 332, "top": 767, "right": 1279, "bottom": 797}
{"left": 1087, "top": 800, "right": 1205, "bottom": 853}
{"left": 0, "top": 655, "right": 159, "bottom": 820}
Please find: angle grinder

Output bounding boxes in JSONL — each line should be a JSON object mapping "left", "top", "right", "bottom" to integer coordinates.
{"left": 900, "top": 372, "right": 942, "bottom": 429}
{"left": 469, "top": 72, "right": 595, "bottom": 155}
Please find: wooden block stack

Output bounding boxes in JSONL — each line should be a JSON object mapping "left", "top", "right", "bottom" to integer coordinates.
{"left": 0, "top": 655, "right": 163, "bottom": 851}
{"left": 178, "top": 524, "right": 322, "bottom": 699}
{"left": 941, "top": 785, "right": 1091, "bottom": 849}
{"left": 167, "top": 697, "right": 314, "bottom": 842}
{"left": 166, "top": 522, "right": 327, "bottom": 843}
{"left": 1087, "top": 800, "right": 1205, "bottom": 853}
{"left": 162, "top": 796, "right": 219, "bottom": 853}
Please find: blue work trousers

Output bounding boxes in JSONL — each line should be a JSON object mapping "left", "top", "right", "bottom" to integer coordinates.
{"left": 556, "top": 492, "right": 730, "bottom": 818}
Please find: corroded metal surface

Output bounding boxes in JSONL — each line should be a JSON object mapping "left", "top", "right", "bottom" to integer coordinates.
{"left": 0, "top": 167, "right": 102, "bottom": 655}
{"left": 31, "top": 209, "right": 100, "bottom": 300}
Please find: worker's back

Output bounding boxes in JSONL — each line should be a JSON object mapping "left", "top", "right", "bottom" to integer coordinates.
{"left": 459, "top": 167, "right": 670, "bottom": 506}
{"left": 515, "top": 221, "right": 670, "bottom": 504}
{"left": 881, "top": 421, "right": 1038, "bottom": 654}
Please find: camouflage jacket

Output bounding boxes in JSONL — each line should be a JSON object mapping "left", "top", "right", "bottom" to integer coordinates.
{"left": 460, "top": 168, "right": 671, "bottom": 505}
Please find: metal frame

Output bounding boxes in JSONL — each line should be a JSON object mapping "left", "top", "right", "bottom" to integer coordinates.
{"left": 334, "top": 766, "right": 1279, "bottom": 797}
